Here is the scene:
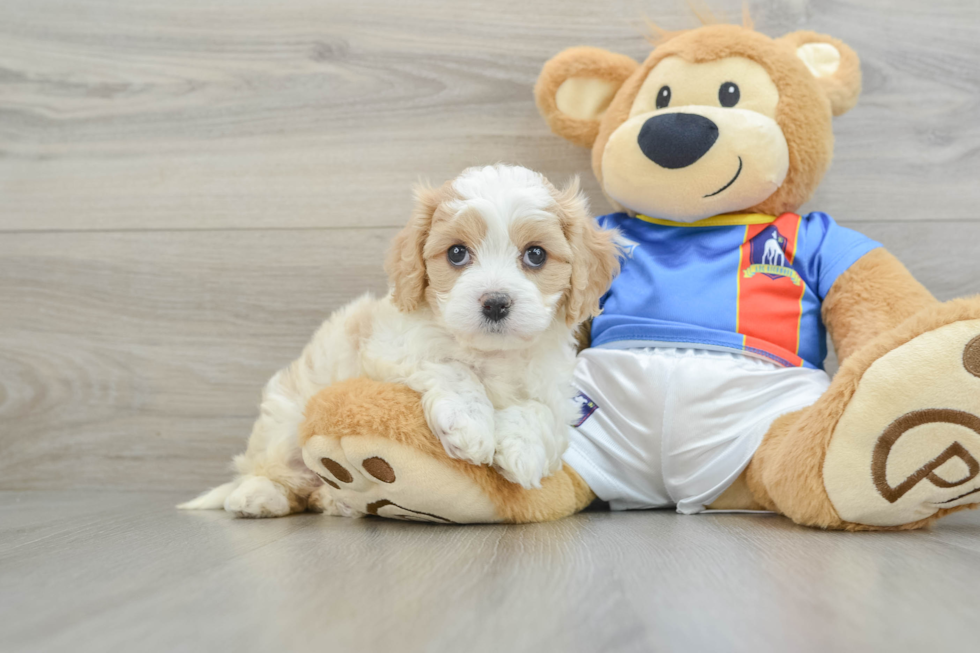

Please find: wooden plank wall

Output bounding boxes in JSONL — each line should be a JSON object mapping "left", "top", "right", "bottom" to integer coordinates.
{"left": 2, "top": 0, "right": 979, "bottom": 491}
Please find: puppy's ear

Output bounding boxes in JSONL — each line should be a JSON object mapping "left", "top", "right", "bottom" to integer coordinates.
{"left": 535, "top": 47, "right": 638, "bottom": 148}
{"left": 385, "top": 184, "right": 440, "bottom": 312}
{"left": 556, "top": 177, "right": 623, "bottom": 326}
{"left": 779, "top": 31, "right": 861, "bottom": 116}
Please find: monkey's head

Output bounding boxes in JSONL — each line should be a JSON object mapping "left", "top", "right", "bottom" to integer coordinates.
{"left": 535, "top": 24, "right": 861, "bottom": 222}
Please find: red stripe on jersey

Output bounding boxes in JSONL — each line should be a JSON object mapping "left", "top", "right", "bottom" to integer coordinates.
{"left": 736, "top": 213, "right": 806, "bottom": 366}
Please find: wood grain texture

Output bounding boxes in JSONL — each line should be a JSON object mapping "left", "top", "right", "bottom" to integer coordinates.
{"left": 2, "top": 0, "right": 980, "bottom": 231}
{"left": 0, "top": 228, "right": 394, "bottom": 490}
{"left": 2, "top": 490, "right": 980, "bottom": 653}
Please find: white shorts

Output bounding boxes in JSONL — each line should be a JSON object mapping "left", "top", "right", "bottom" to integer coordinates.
{"left": 563, "top": 347, "right": 831, "bottom": 514}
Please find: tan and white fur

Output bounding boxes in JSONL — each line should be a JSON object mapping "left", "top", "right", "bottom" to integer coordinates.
{"left": 179, "top": 164, "right": 622, "bottom": 518}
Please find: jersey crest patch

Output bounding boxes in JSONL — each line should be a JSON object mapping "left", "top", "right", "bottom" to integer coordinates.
{"left": 744, "top": 227, "right": 802, "bottom": 285}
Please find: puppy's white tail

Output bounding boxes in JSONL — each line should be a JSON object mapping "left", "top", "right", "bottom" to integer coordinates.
{"left": 177, "top": 480, "right": 238, "bottom": 510}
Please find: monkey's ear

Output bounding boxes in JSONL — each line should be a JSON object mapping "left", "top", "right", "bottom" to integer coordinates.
{"left": 779, "top": 31, "right": 862, "bottom": 116}
{"left": 535, "top": 47, "right": 638, "bottom": 148}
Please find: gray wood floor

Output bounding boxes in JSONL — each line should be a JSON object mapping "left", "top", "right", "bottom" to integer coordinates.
{"left": 4, "top": 490, "right": 980, "bottom": 653}
{"left": 2, "top": 1, "right": 980, "bottom": 651}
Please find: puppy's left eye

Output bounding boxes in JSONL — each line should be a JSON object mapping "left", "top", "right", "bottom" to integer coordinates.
{"left": 523, "top": 246, "right": 547, "bottom": 268}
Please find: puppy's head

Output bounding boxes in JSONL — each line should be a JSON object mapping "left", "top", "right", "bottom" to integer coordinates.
{"left": 385, "top": 164, "right": 621, "bottom": 351}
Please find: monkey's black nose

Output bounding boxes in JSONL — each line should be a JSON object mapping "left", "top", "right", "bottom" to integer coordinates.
{"left": 637, "top": 112, "right": 719, "bottom": 169}
{"left": 481, "top": 293, "right": 512, "bottom": 323}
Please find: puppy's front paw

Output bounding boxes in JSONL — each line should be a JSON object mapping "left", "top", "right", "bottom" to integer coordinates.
{"left": 224, "top": 476, "right": 292, "bottom": 518}
{"left": 492, "top": 406, "right": 554, "bottom": 489}
{"left": 494, "top": 444, "right": 549, "bottom": 490}
{"left": 429, "top": 396, "right": 495, "bottom": 466}
{"left": 493, "top": 404, "right": 564, "bottom": 489}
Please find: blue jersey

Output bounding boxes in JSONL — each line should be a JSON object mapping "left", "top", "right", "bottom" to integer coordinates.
{"left": 592, "top": 212, "right": 881, "bottom": 369}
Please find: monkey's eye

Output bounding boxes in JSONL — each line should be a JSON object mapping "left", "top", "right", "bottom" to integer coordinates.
{"left": 719, "top": 82, "right": 740, "bottom": 107}
{"left": 447, "top": 245, "right": 470, "bottom": 267}
{"left": 523, "top": 246, "right": 547, "bottom": 268}
{"left": 655, "top": 85, "right": 671, "bottom": 110}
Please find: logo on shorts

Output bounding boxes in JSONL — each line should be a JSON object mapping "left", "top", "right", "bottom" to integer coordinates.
{"left": 573, "top": 392, "right": 599, "bottom": 427}
{"left": 744, "top": 228, "right": 802, "bottom": 285}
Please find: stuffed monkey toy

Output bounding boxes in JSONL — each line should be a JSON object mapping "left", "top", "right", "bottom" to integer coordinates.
{"left": 299, "top": 23, "right": 980, "bottom": 530}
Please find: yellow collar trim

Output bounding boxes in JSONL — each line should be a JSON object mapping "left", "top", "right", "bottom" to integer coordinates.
{"left": 635, "top": 213, "right": 777, "bottom": 227}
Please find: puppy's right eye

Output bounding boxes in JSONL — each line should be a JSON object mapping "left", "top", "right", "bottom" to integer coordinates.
{"left": 522, "top": 246, "right": 547, "bottom": 268}
{"left": 447, "top": 245, "right": 470, "bottom": 267}
{"left": 655, "top": 85, "right": 671, "bottom": 109}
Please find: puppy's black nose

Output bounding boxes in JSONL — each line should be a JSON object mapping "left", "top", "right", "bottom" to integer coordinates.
{"left": 481, "top": 293, "right": 512, "bottom": 323}
{"left": 637, "top": 112, "right": 719, "bottom": 169}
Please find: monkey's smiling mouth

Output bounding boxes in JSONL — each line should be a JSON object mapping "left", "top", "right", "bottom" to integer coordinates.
{"left": 703, "top": 156, "right": 743, "bottom": 198}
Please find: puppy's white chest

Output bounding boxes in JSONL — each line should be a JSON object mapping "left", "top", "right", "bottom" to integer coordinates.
{"left": 465, "top": 353, "right": 534, "bottom": 406}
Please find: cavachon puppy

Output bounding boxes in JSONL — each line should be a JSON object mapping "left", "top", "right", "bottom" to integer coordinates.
{"left": 180, "top": 164, "right": 622, "bottom": 518}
